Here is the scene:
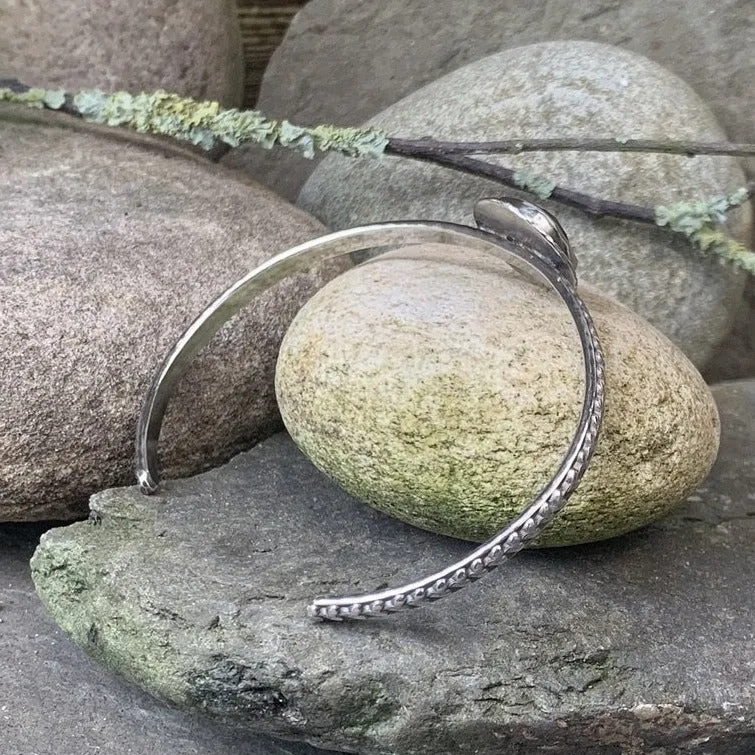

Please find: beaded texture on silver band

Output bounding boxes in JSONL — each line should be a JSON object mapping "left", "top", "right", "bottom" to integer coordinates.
{"left": 135, "top": 197, "right": 605, "bottom": 622}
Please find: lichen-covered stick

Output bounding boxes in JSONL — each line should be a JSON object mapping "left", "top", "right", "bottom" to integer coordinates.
{"left": 136, "top": 197, "right": 605, "bottom": 621}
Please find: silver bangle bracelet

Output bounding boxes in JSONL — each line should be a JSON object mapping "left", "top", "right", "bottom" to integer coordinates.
{"left": 135, "top": 197, "right": 605, "bottom": 621}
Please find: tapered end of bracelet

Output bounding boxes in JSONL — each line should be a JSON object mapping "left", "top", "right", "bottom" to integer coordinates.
{"left": 136, "top": 468, "right": 159, "bottom": 495}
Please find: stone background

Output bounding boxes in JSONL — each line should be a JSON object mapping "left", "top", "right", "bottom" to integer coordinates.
{"left": 226, "top": 0, "right": 755, "bottom": 199}
{"left": 2, "top": 0, "right": 754, "bottom": 752}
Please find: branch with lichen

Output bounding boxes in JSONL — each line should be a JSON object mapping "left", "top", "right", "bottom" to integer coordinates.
{"left": 0, "top": 83, "right": 388, "bottom": 158}
{"left": 2, "top": 81, "right": 753, "bottom": 273}
{"left": 385, "top": 144, "right": 755, "bottom": 273}
{"left": 656, "top": 188, "right": 755, "bottom": 274}
{"left": 388, "top": 136, "right": 755, "bottom": 158}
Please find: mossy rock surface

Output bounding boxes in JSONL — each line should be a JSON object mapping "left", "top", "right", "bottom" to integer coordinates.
{"left": 29, "top": 377, "right": 755, "bottom": 755}
{"left": 276, "top": 244, "right": 721, "bottom": 546}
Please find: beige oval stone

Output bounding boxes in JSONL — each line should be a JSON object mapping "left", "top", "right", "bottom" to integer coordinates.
{"left": 0, "top": 109, "right": 339, "bottom": 522}
{"left": 276, "top": 244, "right": 721, "bottom": 546}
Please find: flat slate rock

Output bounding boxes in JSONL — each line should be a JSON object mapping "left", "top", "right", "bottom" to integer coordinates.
{"left": 31, "top": 382, "right": 755, "bottom": 754}
{"left": 0, "top": 523, "right": 334, "bottom": 755}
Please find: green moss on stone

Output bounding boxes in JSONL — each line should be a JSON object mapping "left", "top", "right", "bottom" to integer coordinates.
{"left": 30, "top": 514, "right": 193, "bottom": 707}
{"left": 276, "top": 249, "right": 721, "bottom": 548}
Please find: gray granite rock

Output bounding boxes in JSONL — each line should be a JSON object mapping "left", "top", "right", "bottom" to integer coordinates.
{"left": 684, "top": 380, "right": 755, "bottom": 525}
{"left": 276, "top": 244, "right": 720, "bottom": 547}
{"left": 298, "top": 41, "right": 751, "bottom": 370}
{"left": 704, "top": 278, "right": 755, "bottom": 383}
{"left": 0, "top": 523, "right": 334, "bottom": 755}
{"left": 31, "top": 377, "right": 755, "bottom": 755}
{"left": 223, "top": 0, "right": 755, "bottom": 200}
{"left": 0, "top": 0, "right": 244, "bottom": 106}
{"left": 0, "top": 108, "right": 339, "bottom": 522}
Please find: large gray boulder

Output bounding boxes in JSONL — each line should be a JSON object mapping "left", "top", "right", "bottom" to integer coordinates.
{"left": 223, "top": 0, "right": 755, "bottom": 200}
{"left": 31, "top": 379, "right": 755, "bottom": 754}
{"left": 297, "top": 42, "right": 751, "bottom": 371}
{"left": 0, "top": 522, "right": 334, "bottom": 755}
{"left": 0, "top": 108, "right": 336, "bottom": 521}
{"left": 0, "top": 0, "right": 244, "bottom": 106}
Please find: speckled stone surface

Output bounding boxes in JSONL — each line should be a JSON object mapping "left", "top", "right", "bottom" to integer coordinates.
{"left": 297, "top": 41, "right": 751, "bottom": 371}
{"left": 224, "top": 0, "right": 755, "bottom": 200}
{"left": 30, "top": 377, "right": 755, "bottom": 753}
{"left": 0, "top": 109, "right": 339, "bottom": 522}
{"left": 705, "top": 277, "right": 755, "bottom": 383}
{"left": 0, "top": 0, "right": 244, "bottom": 106}
{"left": 0, "top": 523, "right": 335, "bottom": 755}
{"left": 276, "top": 244, "right": 720, "bottom": 546}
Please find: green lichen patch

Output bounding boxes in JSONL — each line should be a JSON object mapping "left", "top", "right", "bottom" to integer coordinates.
{"left": 655, "top": 188, "right": 755, "bottom": 273}
{"left": 513, "top": 169, "right": 556, "bottom": 199}
{"left": 68, "top": 88, "right": 390, "bottom": 157}
{"left": 0, "top": 86, "right": 66, "bottom": 109}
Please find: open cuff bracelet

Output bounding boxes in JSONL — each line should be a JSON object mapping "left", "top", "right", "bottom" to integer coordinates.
{"left": 135, "top": 197, "right": 606, "bottom": 621}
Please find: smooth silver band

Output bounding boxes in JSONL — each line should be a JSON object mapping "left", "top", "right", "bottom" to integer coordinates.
{"left": 136, "top": 213, "right": 605, "bottom": 621}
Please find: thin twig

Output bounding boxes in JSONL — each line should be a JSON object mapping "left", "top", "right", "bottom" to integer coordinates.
{"left": 392, "top": 147, "right": 755, "bottom": 272}
{"left": 388, "top": 136, "right": 755, "bottom": 159}
{"left": 386, "top": 143, "right": 657, "bottom": 222}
